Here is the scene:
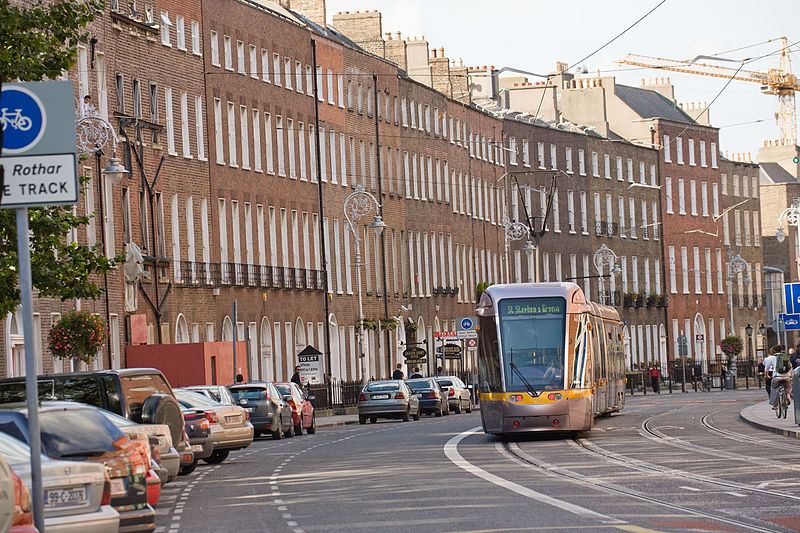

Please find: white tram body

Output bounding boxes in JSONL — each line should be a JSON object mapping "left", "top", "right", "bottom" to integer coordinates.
{"left": 475, "top": 282, "right": 625, "bottom": 435}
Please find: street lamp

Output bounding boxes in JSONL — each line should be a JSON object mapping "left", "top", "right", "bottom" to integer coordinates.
{"left": 593, "top": 244, "right": 619, "bottom": 306}
{"left": 504, "top": 218, "right": 528, "bottom": 281}
{"left": 776, "top": 201, "right": 800, "bottom": 279}
{"left": 344, "top": 185, "right": 386, "bottom": 387}
{"left": 726, "top": 251, "right": 750, "bottom": 335}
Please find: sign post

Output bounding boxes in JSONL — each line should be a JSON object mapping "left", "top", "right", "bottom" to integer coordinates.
{"left": 1, "top": 81, "right": 78, "bottom": 532}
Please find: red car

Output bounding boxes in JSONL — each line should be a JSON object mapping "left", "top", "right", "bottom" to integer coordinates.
{"left": 274, "top": 383, "right": 316, "bottom": 435}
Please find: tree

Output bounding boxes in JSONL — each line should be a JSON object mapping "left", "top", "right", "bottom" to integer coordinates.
{"left": 0, "top": 0, "right": 117, "bottom": 318}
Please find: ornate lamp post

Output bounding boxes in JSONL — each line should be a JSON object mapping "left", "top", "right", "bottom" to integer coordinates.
{"left": 344, "top": 185, "right": 387, "bottom": 387}
{"left": 726, "top": 251, "right": 750, "bottom": 336}
{"left": 504, "top": 218, "right": 532, "bottom": 282}
{"left": 593, "top": 244, "right": 619, "bottom": 306}
{"left": 75, "top": 103, "right": 128, "bottom": 368}
{"left": 776, "top": 201, "right": 800, "bottom": 280}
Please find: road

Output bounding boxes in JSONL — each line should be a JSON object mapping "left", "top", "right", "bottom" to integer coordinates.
{"left": 155, "top": 390, "right": 800, "bottom": 533}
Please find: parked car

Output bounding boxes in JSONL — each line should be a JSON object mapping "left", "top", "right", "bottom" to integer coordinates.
{"left": 0, "top": 431, "right": 119, "bottom": 532}
{"left": 228, "top": 383, "right": 294, "bottom": 439}
{"left": 406, "top": 378, "right": 449, "bottom": 416}
{"left": 0, "top": 369, "right": 187, "bottom": 469}
{"left": 182, "top": 385, "right": 237, "bottom": 406}
{"left": 0, "top": 453, "right": 19, "bottom": 533}
{"left": 180, "top": 409, "right": 211, "bottom": 476}
{"left": 434, "top": 376, "right": 473, "bottom": 414}
{"left": 0, "top": 401, "right": 155, "bottom": 532}
{"left": 10, "top": 468, "right": 36, "bottom": 533}
{"left": 174, "top": 389, "right": 253, "bottom": 464}
{"left": 97, "top": 408, "right": 180, "bottom": 483}
{"left": 358, "top": 380, "right": 420, "bottom": 424}
{"left": 274, "top": 382, "right": 316, "bottom": 435}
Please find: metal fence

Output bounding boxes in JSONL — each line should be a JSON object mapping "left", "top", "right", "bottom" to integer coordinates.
{"left": 307, "top": 380, "right": 363, "bottom": 409}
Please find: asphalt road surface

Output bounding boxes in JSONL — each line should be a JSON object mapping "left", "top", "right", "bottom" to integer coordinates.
{"left": 155, "top": 389, "right": 800, "bottom": 533}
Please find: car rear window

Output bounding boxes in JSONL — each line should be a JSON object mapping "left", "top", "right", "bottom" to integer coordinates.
{"left": 365, "top": 383, "right": 399, "bottom": 392}
{"left": 436, "top": 379, "right": 453, "bottom": 387}
{"left": 406, "top": 380, "right": 433, "bottom": 391}
{"left": 274, "top": 384, "right": 291, "bottom": 396}
{"left": 175, "top": 390, "right": 220, "bottom": 408}
{"left": 39, "top": 409, "right": 125, "bottom": 460}
{"left": 230, "top": 388, "right": 266, "bottom": 401}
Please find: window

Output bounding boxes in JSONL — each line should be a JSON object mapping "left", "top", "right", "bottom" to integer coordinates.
{"left": 618, "top": 197, "right": 625, "bottom": 235}
{"left": 160, "top": 12, "right": 171, "bottom": 46}
{"left": 716, "top": 249, "right": 723, "bottom": 293}
{"left": 261, "top": 49, "right": 270, "bottom": 82}
{"left": 180, "top": 92, "right": 190, "bottom": 157}
{"left": 115, "top": 74, "right": 124, "bottom": 114}
{"left": 296, "top": 61, "right": 303, "bottom": 93}
{"left": 663, "top": 135, "right": 671, "bottom": 162}
{"left": 226, "top": 101, "right": 236, "bottom": 166}
{"left": 284, "top": 58, "right": 292, "bottom": 89}
{"left": 689, "top": 180, "right": 697, "bottom": 215}
{"left": 591, "top": 151, "right": 599, "bottom": 177}
{"left": 712, "top": 182, "right": 719, "bottom": 217}
{"left": 538, "top": 142, "right": 545, "bottom": 168}
{"left": 195, "top": 96, "right": 205, "bottom": 161}
{"left": 699, "top": 140, "right": 707, "bottom": 167}
{"left": 693, "top": 247, "right": 701, "bottom": 293}
{"left": 210, "top": 31, "right": 219, "bottom": 66}
{"left": 639, "top": 161, "right": 646, "bottom": 183}
{"left": 628, "top": 198, "right": 636, "bottom": 239}
{"left": 580, "top": 192, "right": 588, "bottom": 234}
{"left": 665, "top": 177, "right": 673, "bottom": 213}
{"left": 252, "top": 109, "right": 261, "bottom": 172}
{"left": 132, "top": 79, "right": 141, "bottom": 118}
{"left": 677, "top": 178, "right": 685, "bottom": 214}
{"left": 509, "top": 137, "right": 517, "bottom": 165}
{"left": 164, "top": 87, "right": 175, "bottom": 155}
{"left": 705, "top": 248, "right": 713, "bottom": 294}
{"left": 287, "top": 119, "right": 296, "bottom": 178}
{"left": 721, "top": 174, "right": 728, "bottom": 195}
{"left": 550, "top": 144, "right": 557, "bottom": 169}
{"left": 249, "top": 45, "right": 258, "bottom": 79}
{"left": 681, "top": 246, "right": 689, "bottom": 293}
{"left": 191, "top": 21, "right": 200, "bottom": 55}
{"left": 753, "top": 212, "right": 760, "bottom": 246}
{"left": 565, "top": 147, "right": 573, "bottom": 173}
{"left": 276, "top": 115, "right": 285, "bottom": 176}
{"left": 688, "top": 138, "right": 695, "bottom": 166}
{"left": 701, "top": 182, "right": 708, "bottom": 216}
{"left": 733, "top": 175, "right": 740, "bottom": 197}
{"left": 307, "top": 65, "right": 313, "bottom": 96}
{"left": 239, "top": 106, "right": 249, "bottom": 169}
{"left": 650, "top": 164, "right": 656, "bottom": 186}
{"left": 326, "top": 69, "right": 334, "bottom": 103}
{"left": 223, "top": 35, "right": 232, "bottom": 70}
{"left": 711, "top": 142, "right": 718, "bottom": 168}
{"left": 337, "top": 75, "right": 344, "bottom": 108}
{"left": 265, "top": 113, "right": 274, "bottom": 174}
{"left": 676, "top": 137, "right": 684, "bottom": 164}
{"left": 567, "top": 191, "right": 575, "bottom": 233}
{"left": 579, "top": 149, "right": 586, "bottom": 175}
{"left": 176, "top": 16, "right": 185, "bottom": 50}
{"left": 213, "top": 98, "right": 223, "bottom": 164}
{"left": 273, "top": 53, "right": 280, "bottom": 85}
{"left": 616, "top": 156, "right": 623, "bottom": 181}
{"left": 668, "top": 246, "right": 677, "bottom": 293}
{"left": 604, "top": 154, "right": 611, "bottom": 179}
{"left": 519, "top": 138, "right": 527, "bottom": 166}
{"left": 627, "top": 158, "right": 633, "bottom": 182}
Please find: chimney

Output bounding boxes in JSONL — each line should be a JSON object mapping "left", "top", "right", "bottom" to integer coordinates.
{"left": 284, "top": 0, "right": 327, "bottom": 28}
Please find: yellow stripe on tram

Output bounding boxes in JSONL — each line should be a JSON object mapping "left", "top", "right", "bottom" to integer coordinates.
{"left": 479, "top": 389, "right": 592, "bottom": 404}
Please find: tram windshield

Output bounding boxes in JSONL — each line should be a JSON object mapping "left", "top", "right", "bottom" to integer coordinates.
{"left": 498, "top": 297, "right": 566, "bottom": 393}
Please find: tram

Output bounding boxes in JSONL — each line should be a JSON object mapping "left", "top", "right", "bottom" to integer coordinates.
{"left": 476, "top": 282, "right": 625, "bottom": 436}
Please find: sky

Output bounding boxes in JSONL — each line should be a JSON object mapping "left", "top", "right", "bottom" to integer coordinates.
{"left": 325, "top": 0, "right": 800, "bottom": 160}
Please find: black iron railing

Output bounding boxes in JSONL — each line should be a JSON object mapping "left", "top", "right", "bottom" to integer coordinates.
{"left": 176, "top": 261, "right": 326, "bottom": 292}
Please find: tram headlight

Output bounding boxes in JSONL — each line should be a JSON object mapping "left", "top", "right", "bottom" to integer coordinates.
{"left": 547, "top": 393, "right": 563, "bottom": 401}
{"left": 508, "top": 394, "right": 524, "bottom": 403}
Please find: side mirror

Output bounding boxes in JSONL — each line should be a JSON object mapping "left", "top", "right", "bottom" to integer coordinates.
{"left": 306, "top": 395, "right": 315, "bottom": 401}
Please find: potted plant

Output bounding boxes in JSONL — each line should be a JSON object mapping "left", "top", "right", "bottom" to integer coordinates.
{"left": 379, "top": 317, "right": 398, "bottom": 331}
{"left": 355, "top": 319, "right": 377, "bottom": 331}
{"left": 624, "top": 292, "right": 636, "bottom": 307}
{"left": 48, "top": 311, "right": 107, "bottom": 365}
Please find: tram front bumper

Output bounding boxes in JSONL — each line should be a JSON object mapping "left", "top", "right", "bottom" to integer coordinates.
{"left": 500, "top": 399, "right": 573, "bottom": 432}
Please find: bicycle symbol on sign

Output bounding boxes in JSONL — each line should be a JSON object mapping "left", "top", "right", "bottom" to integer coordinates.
{"left": 0, "top": 107, "right": 33, "bottom": 132}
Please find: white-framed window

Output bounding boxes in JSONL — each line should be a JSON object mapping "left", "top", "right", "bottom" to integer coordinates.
{"left": 160, "top": 12, "right": 171, "bottom": 46}
{"left": 604, "top": 154, "right": 611, "bottom": 179}
{"left": 223, "top": 35, "right": 232, "bottom": 70}
{"left": 509, "top": 137, "right": 517, "bottom": 165}
{"left": 307, "top": 65, "right": 314, "bottom": 96}
{"left": 520, "top": 138, "right": 528, "bottom": 166}
{"left": 273, "top": 53, "right": 281, "bottom": 85}
{"left": 705, "top": 248, "right": 713, "bottom": 294}
{"left": 591, "top": 151, "right": 599, "bottom": 177}
{"left": 239, "top": 105, "right": 249, "bottom": 170}
{"left": 538, "top": 142, "right": 545, "bottom": 168}
{"left": 699, "top": 140, "right": 707, "bottom": 167}
{"left": 567, "top": 191, "right": 575, "bottom": 233}
{"left": 663, "top": 135, "right": 671, "bottom": 162}
{"left": 565, "top": 147, "right": 573, "bottom": 173}
{"left": 693, "top": 247, "right": 701, "bottom": 293}
{"left": 261, "top": 49, "right": 270, "bottom": 82}
{"left": 191, "top": 21, "right": 201, "bottom": 55}
{"left": 287, "top": 119, "right": 296, "bottom": 178}
{"left": 327, "top": 69, "right": 334, "bottom": 103}
{"left": 252, "top": 109, "right": 262, "bottom": 172}
{"left": 627, "top": 158, "right": 633, "bottom": 182}
{"left": 277, "top": 115, "right": 286, "bottom": 176}
{"left": 716, "top": 248, "right": 724, "bottom": 293}
{"left": 180, "top": 92, "right": 190, "bottom": 157}
{"left": 677, "top": 178, "right": 686, "bottom": 214}
{"left": 195, "top": 96, "right": 205, "bottom": 161}
{"left": 639, "top": 161, "right": 645, "bottom": 183}
{"left": 550, "top": 144, "right": 557, "bottom": 169}
{"left": 665, "top": 177, "right": 673, "bottom": 213}
{"left": 284, "top": 58, "right": 292, "bottom": 89}
{"left": 676, "top": 137, "right": 684, "bottom": 164}
{"left": 689, "top": 180, "right": 697, "bottom": 215}
{"left": 712, "top": 182, "right": 719, "bottom": 217}
{"left": 711, "top": 142, "right": 718, "bottom": 168}
{"left": 213, "top": 98, "right": 223, "bottom": 164}
{"left": 688, "top": 138, "right": 695, "bottom": 166}
{"left": 249, "top": 45, "right": 258, "bottom": 79}
{"left": 701, "top": 182, "right": 708, "bottom": 216}
{"left": 668, "top": 246, "right": 677, "bottom": 293}
{"left": 210, "top": 31, "right": 219, "bottom": 66}
{"left": 681, "top": 246, "right": 689, "bottom": 293}
{"left": 165, "top": 87, "right": 176, "bottom": 155}
{"left": 226, "top": 101, "right": 236, "bottom": 166}
{"left": 616, "top": 156, "right": 623, "bottom": 181}
{"left": 650, "top": 164, "right": 657, "bottom": 186}
{"left": 337, "top": 75, "right": 344, "bottom": 108}
{"left": 578, "top": 149, "right": 586, "bottom": 176}
{"left": 265, "top": 113, "right": 274, "bottom": 174}
{"left": 296, "top": 61, "right": 304, "bottom": 93}
{"left": 176, "top": 16, "right": 185, "bottom": 50}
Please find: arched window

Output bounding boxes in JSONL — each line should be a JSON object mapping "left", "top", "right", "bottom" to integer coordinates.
{"left": 222, "top": 316, "right": 233, "bottom": 342}
{"left": 175, "top": 314, "right": 189, "bottom": 344}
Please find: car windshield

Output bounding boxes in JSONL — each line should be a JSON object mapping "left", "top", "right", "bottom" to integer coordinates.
{"left": 229, "top": 388, "right": 266, "bottom": 401}
{"left": 406, "top": 380, "right": 433, "bottom": 391}
{"left": 175, "top": 390, "right": 221, "bottom": 408}
{"left": 436, "top": 379, "right": 453, "bottom": 387}
{"left": 39, "top": 409, "right": 124, "bottom": 459}
{"left": 365, "top": 383, "right": 399, "bottom": 392}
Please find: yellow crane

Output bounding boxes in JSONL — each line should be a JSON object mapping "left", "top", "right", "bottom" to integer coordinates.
{"left": 618, "top": 36, "right": 800, "bottom": 145}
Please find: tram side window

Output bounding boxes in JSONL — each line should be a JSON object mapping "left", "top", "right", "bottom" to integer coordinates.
{"left": 478, "top": 316, "right": 502, "bottom": 393}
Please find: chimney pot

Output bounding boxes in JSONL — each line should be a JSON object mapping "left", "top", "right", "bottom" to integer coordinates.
{"left": 439, "top": 47, "right": 444, "bottom": 56}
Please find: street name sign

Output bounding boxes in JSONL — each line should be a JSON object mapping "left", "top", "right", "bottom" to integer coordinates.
{"left": 404, "top": 358, "right": 427, "bottom": 365}
{"left": 403, "top": 347, "right": 427, "bottom": 359}
{"left": 441, "top": 343, "right": 462, "bottom": 356}
{"left": 0, "top": 81, "right": 78, "bottom": 209}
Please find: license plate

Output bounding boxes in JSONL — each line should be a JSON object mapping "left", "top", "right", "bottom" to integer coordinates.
{"left": 191, "top": 444, "right": 203, "bottom": 452}
{"left": 372, "top": 394, "right": 390, "bottom": 400}
{"left": 245, "top": 407, "right": 254, "bottom": 412}
{"left": 110, "top": 478, "right": 126, "bottom": 497}
{"left": 225, "top": 415, "right": 240, "bottom": 423}
{"left": 45, "top": 486, "right": 87, "bottom": 507}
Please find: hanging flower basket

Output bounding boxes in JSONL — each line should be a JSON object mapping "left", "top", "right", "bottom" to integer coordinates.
{"left": 379, "top": 318, "right": 398, "bottom": 331}
{"left": 355, "top": 319, "right": 378, "bottom": 331}
{"left": 405, "top": 321, "right": 418, "bottom": 333}
{"left": 48, "top": 311, "right": 106, "bottom": 365}
{"left": 720, "top": 335, "right": 743, "bottom": 357}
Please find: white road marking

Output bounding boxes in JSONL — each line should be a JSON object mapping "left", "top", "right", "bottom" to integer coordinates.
{"left": 443, "top": 427, "right": 624, "bottom": 524}
{"left": 725, "top": 492, "right": 747, "bottom": 497}
{"left": 679, "top": 486, "right": 702, "bottom": 492}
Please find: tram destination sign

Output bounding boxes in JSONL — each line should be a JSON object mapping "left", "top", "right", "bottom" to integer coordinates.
{"left": 501, "top": 300, "right": 563, "bottom": 316}
{"left": 0, "top": 81, "right": 78, "bottom": 209}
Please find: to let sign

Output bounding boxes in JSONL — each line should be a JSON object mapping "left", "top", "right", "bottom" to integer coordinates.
{"left": 0, "top": 82, "right": 78, "bottom": 209}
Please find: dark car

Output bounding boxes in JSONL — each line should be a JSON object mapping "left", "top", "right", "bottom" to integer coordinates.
{"left": 0, "top": 401, "right": 155, "bottom": 532}
{"left": 228, "top": 383, "right": 294, "bottom": 439}
{"left": 357, "top": 380, "right": 420, "bottom": 424}
{"left": 434, "top": 376, "right": 473, "bottom": 414}
{"left": 0, "top": 369, "right": 186, "bottom": 466}
{"left": 179, "top": 409, "right": 211, "bottom": 475}
{"left": 406, "top": 378, "right": 450, "bottom": 416}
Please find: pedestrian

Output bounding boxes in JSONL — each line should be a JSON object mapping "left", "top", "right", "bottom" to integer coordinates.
{"left": 649, "top": 365, "right": 660, "bottom": 394}
{"left": 692, "top": 363, "right": 702, "bottom": 391}
{"left": 235, "top": 373, "right": 244, "bottom": 383}
{"left": 410, "top": 366, "right": 422, "bottom": 379}
{"left": 436, "top": 366, "right": 443, "bottom": 376}
{"left": 392, "top": 363, "right": 404, "bottom": 380}
{"left": 81, "top": 94, "right": 92, "bottom": 115}
{"left": 763, "top": 345, "right": 779, "bottom": 399}
{"left": 291, "top": 365, "right": 303, "bottom": 386}
{"left": 720, "top": 362, "right": 728, "bottom": 389}
{"left": 791, "top": 345, "right": 800, "bottom": 369}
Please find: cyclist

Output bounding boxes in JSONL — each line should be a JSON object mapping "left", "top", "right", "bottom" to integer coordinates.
{"left": 768, "top": 345, "right": 793, "bottom": 410}
{"left": 763, "top": 346, "right": 779, "bottom": 399}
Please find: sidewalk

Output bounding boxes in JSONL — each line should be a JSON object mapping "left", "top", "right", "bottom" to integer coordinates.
{"left": 316, "top": 412, "right": 360, "bottom": 428}
{"left": 739, "top": 401, "right": 800, "bottom": 439}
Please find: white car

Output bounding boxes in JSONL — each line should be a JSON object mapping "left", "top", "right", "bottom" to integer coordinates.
{"left": 0, "top": 431, "right": 119, "bottom": 533}
{"left": 0, "top": 453, "right": 14, "bottom": 533}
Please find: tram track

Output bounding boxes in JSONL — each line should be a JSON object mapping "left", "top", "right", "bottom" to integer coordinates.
{"left": 501, "top": 440, "right": 782, "bottom": 533}
{"left": 700, "top": 414, "right": 800, "bottom": 452}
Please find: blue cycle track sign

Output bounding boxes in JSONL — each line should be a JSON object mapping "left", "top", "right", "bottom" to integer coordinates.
{"left": 460, "top": 318, "right": 473, "bottom": 330}
{"left": 0, "top": 81, "right": 78, "bottom": 209}
{"left": 784, "top": 283, "right": 800, "bottom": 315}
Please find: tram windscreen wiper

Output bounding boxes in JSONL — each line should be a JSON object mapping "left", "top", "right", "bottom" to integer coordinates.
{"left": 509, "top": 351, "right": 540, "bottom": 397}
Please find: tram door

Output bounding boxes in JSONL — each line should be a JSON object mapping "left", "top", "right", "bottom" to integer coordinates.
{"left": 591, "top": 319, "right": 606, "bottom": 414}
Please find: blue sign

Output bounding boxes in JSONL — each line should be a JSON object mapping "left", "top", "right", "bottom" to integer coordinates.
{"left": 785, "top": 283, "right": 800, "bottom": 314}
{"left": 780, "top": 313, "right": 800, "bottom": 331}
{"left": 0, "top": 86, "right": 46, "bottom": 154}
{"left": 460, "top": 317, "right": 473, "bottom": 330}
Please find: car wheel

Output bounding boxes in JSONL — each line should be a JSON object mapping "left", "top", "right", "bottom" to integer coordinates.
{"left": 413, "top": 407, "right": 421, "bottom": 421}
{"left": 203, "top": 450, "right": 229, "bottom": 465}
{"left": 271, "top": 417, "right": 283, "bottom": 440}
{"left": 358, "top": 415, "right": 366, "bottom": 425}
{"left": 285, "top": 421, "right": 295, "bottom": 438}
{"left": 454, "top": 400, "right": 462, "bottom": 414}
{"left": 435, "top": 407, "right": 443, "bottom": 417}
{"left": 179, "top": 459, "right": 198, "bottom": 476}
{"left": 443, "top": 402, "right": 450, "bottom": 415}
{"left": 466, "top": 400, "right": 473, "bottom": 413}
{"left": 402, "top": 408, "right": 410, "bottom": 422}
{"left": 369, "top": 417, "right": 377, "bottom": 424}
{"left": 306, "top": 414, "right": 316, "bottom": 434}
{"left": 295, "top": 416, "right": 304, "bottom": 436}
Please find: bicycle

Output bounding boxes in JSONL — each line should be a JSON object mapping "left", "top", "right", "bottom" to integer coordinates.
{"left": 697, "top": 374, "right": 712, "bottom": 392}
{"left": 775, "top": 382, "right": 788, "bottom": 419}
{"left": 0, "top": 108, "right": 33, "bottom": 132}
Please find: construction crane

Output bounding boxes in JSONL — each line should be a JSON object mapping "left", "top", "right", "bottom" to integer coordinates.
{"left": 619, "top": 36, "right": 800, "bottom": 145}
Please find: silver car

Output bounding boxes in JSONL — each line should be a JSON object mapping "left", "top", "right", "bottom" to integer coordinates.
{"left": 0, "top": 431, "right": 120, "bottom": 533}
{"left": 174, "top": 389, "right": 254, "bottom": 464}
{"left": 358, "top": 380, "right": 420, "bottom": 424}
{"left": 183, "top": 385, "right": 237, "bottom": 405}
{"left": 434, "top": 375, "right": 473, "bottom": 414}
